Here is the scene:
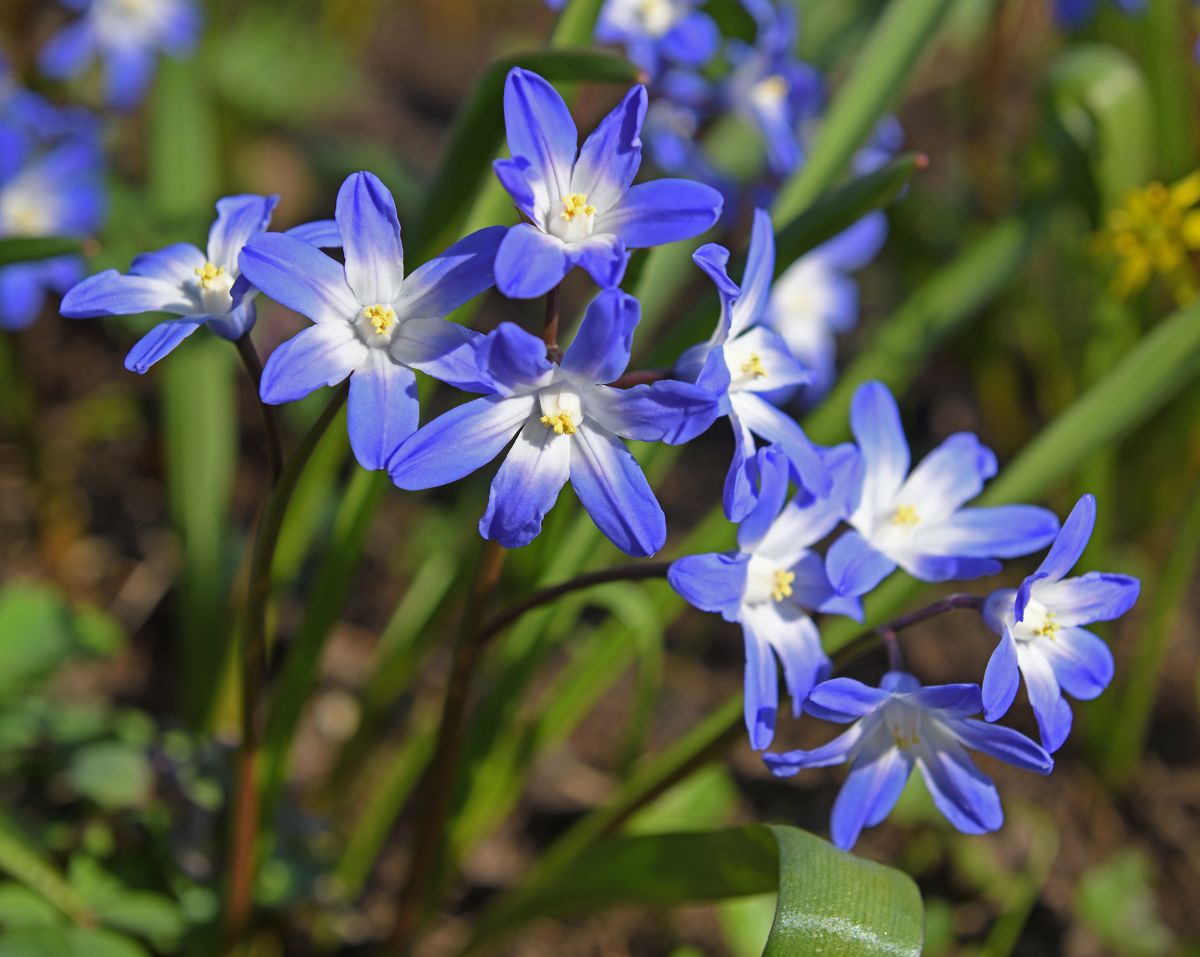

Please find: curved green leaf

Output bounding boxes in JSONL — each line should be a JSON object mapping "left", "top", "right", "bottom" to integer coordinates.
{"left": 466, "top": 825, "right": 922, "bottom": 956}
{"left": 0, "top": 237, "right": 83, "bottom": 267}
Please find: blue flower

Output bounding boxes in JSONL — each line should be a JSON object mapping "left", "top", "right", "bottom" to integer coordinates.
{"left": 236, "top": 172, "right": 505, "bottom": 472}
{"left": 40, "top": 0, "right": 200, "bottom": 110}
{"left": 0, "top": 122, "right": 104, "bottom": 330}
{"left": 669, "top": 444, "right": 864, "bottom": 749}
{"left": 594, "top": 0, "right": 720, "bottom": 77}
{"left": 725, "top": 0, "right": 824, "bottom": 177}
{"left": 61, "top": 193, "right": 337, "bottom": 371}
{"left": 980, "top": 494, "right": 1140, "bottom": 752}
{"left": 764, "top": 214, "right": 887, "bottom": 397}
{"left": 493, "top": 68, "right": 723, "bottom": 298}
{"left": 677, "top": 208, "right": 830, "bottom": 520}
{"left": 1053, "top": 0, "right": 1146, "bottom": 28}
{"left": 825, "top": 381, "right": 1060, "bottom": 596}
{"left": 765, "top": 672, "right": 1053, "bottom": 849}
{"left": 389, "top": 288, "right": 719, "bottom": 555}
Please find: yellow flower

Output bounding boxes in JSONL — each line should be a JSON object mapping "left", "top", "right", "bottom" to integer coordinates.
{"left": 1094, "top": 172, "right": 1200, "bottom": 305}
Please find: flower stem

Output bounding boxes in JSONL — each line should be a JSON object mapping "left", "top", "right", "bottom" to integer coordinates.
{"left": 543, "top": 285, "right": 560, "bottom": 352}
{"left": 233, "top": 334, "right": 283, "bottom": 486}
{"left": 874, "top": 592, "right": 985, "bottom": 670}
{"left": 608, "top": 368, "right": 671, "bottom": 388}
{"left": 390, "top": 538, "right": 508, "bottom": 949}
{"left": 223, "top": 383, "right": 349, "bottom": 942}
{"left": 479, "top": 560, "right": 671, "bottom": 643}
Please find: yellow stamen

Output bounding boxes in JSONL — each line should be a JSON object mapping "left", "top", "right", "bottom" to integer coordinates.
{"left": 891, "top": 730, "right": 920, "bottom": 749}
{"left": 540, "top": 411, "right": 577, "bottom": 435}
{"left": 363, "top": 303, "right": 396, "bottom": 336}
{"left": 755, "top": 75, "right": 789, "bottom": 102}
{"left": 740, "top": 353, "right": 767, "bottom": 379}
{"left": 771, "top": 569, "right": 795, "bottom": 602}
{"left": 560, "top": 193, "right": 597, "bottom": 222}
{"left": 194, "top": 262, "right": 227, "bottom": 290}
{"left": 1037, "top": 611, "right": 1060, "bottom": 640}
{"left": 891, "top": 504, "right": 920, "bottom": 526}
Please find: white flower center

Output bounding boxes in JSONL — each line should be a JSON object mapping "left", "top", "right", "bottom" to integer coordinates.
{"left": 1012, "top": 598, "right": 1060, "bottom": 643}
{"left": 548, "top": 193, "right": 597, "bottom": 243}
{"left": 744, "top": 555, "right": 794, "bottom": 605}
{"left": 882, "top": 700, "right": 924, "bottom": 752}
{"left": 751, "top": 75, "right": 790, "bottom": 112}
{"left": 0, "top": 187, "right": 53, "bottom": 237}
{"left": 723, "top": 336, "right": 769, "bottom": 392}
{"left": 538, "top": 386, "right": 583, "bottom": 437}
{"left": 193, "top": 262, "right": 235, "bottom": 315}
{"left": 353, "top": 303, "right": 400, "bottom": 347}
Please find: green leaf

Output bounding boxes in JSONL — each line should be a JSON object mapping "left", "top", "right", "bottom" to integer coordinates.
{"left": 0, "top": 238, "right": 83, "bottom": 268}
{"left": 467, "top": 825, "right": 922, "bottom": 956}
{"left": 0, "top": 815, "right": 92, "bottom": 927}
{"left": 65, "top": 743, "right": 153, "bottom": 810}
{"left": 550, "top": 0, "right": 605, "bottom": 45}
{"left": 0, "top": 927, "right": 148, "bottom": 957}
{"left": 67, "top": 858, "right": 183, "bottom": 950}
{"left": 149, "top": 57, "right": 218, "bottom": 229}
{"left": 1074, "top": 850, "right": 1174, "bottom": 957}
{"left": 774, "top": 0, "right": 956, "bottom": 223}
{"left": 0, "top": 884, "right": 63, "bottom": 929}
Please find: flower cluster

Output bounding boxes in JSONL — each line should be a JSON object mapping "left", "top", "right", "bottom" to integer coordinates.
{"left": 0, "top": 58, "right": 105, "bottom": 331}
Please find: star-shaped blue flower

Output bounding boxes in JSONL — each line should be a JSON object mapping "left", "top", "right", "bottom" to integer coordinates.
{"left": 389, "top": 288, "right": 719, "bottom": 555}
{"left": 61, "top": 193, "right": 336, "bottom": 372}
{"left": 677, "top": 208, "right": 831, "bottom": 521}
{"left": 238, "top": 172, "right": 506, "bottom": 472}
{"left": 39, "top": 0, "right": 201, "bottom": 110}
{"left": 825, "top": 381, "right": 1060, "bottom": 596}
{"left": 765, "top": 672, "right": 1053, "bottom": 849}
{"left": 493, "top": 68, "right": 724, "bottom": 298}
{"left": 980, "top": 494, "right": 1140, "bottom": 752}
{"left": 669, "top": 443, "right": 865, "bottom": 749}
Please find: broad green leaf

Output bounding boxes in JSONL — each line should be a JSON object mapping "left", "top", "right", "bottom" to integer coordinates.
{"left": 0, "top": 884, "right": 62, "bottom": 929}
{"left": 67, "top": 858, "right": 183, "bottom": 950}
{"left": 0, "top": 238, "right": 83, "bottom": 268}
{"left": 0, "top": 815, "right": 92, "bottom": 926}
{"left": 149, "top": 57, "right": 218, "bottom": 229}
{"left": 550, "top": 0, "right": 605, "bottom": 45}
{"left": 774, "top": 0, "right": 955, "bottom": 223}
{"left": 0, "top": 928, "right": 148, "bottom": 957}
{"left": 1135, "top": 0, "right": 1196, "bottom": 178}
{"left": 466, "top": 825, "right": 922, "bottom": 956}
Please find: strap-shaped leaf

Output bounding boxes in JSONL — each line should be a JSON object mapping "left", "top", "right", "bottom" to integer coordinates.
{"left": 465, "top": 824, "right": 922, "bottom": 956}
{"left": 0, "top": 238, "right": 83, "bottom": 268}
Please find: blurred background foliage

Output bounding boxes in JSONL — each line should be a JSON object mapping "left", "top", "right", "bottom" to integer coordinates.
{"left": 1, "top": 0, "right": 1199, "bottom": 954}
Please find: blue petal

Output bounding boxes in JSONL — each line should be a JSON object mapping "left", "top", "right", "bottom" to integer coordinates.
{"left": 1013, "top": 572, "right": 1048, "bottom": 625}
{"left": 503, "top": 68, "right": 577, "bottom": 199}
{"left": 569, "top": 422, "right": 666, "bottom": 557}
{"left": 1020, "top": 649, "right": 1073, "bottom": 753}
{"left": 60, "top": 270, "right": 194, "bottom": 318}
{"left": 880, "top": 671, "right": 922, "bottom": 694}
{"left": 389, "top": 394, "right": 535, "bottom": 490}
{"left": 730, "top": 208, "right": 775, "bottom": 335}
{"left": 480, "top": 419, "right": 571, "bottom": 548}
{"left": 917, "top": 743, "right": 1003, "bottom": 834}
{"left": 1043, "top": 625, "right": 1115, "bottom": 701}
{"left": 493, "top": 157, "right": 538, "bottom": 219}
{"left": 238, "top": 233, "right": 358, "bottom": 324}
{"left": 104, "top": 46, "right": 155, "bottom": 110}
{"left": 124, "top": 319, "right": 204, "bottom": 374}
{"left": 260, "top": 322, "right": 366, "bottom": 404}
{"left": 37, "top": 21, "right": 95, "bottom": 80}
{"left": 667, "top": 552, "right": 749, "bottom": 623}
{"left": 589, "top": 381, "right": 720, "bottom": 445}
{"left": 736, "top": 445, "right": 791, "bottom": 551}
{"left": 763, "top": 724, "right": 863, "bottom": 775}
{"left": 731, "top": 392, "right": 830, "bottom": 497}
{"left": 981, "top": 628, "right": 1021, "bottom": 721}
{"left": 599, "top": 179, "right": 723, "bottom": 249}
{"left": 952, "top": 719, "right": 1054, "bottom": 774}
{"left": 743, "top": 628, "right": 778, "bottom": 750}
{"left": 805, "top": 677, "right": 890, "bottom": 723}
{"left": 659, "top": 12, "right": 720, "bottom": 66}
{"left": 898, "top": 432, "right": 997, "bottom": 518}
{"left": 570, "top": 85, "right": 646, "bottom": 213}
{"left": 909, "top": 683, "right": 983, "bottom": 717}
{"left": 129, "top": 242, "right": 206, "bottom": 284}
{"left": 816, "top": 212, "right": 888, "bottom": 272}
{"left": 743, "top": 604, "right": 829, "bottom": 715}
{"left": 850, "top": 381, "right": 910, "bottom": 514}
{"left": 494, "top": 224, "right": 570, "bottom": 300}
{"left": 207, "top": 194, "right": 278, "bottom": 269}
{"left": 825, "top": 529, "right": 896, "bottom": 596}
{"left": 0, "top": 126, "right": 28, "bottom": 183}
{"left": 722, "top": 409, "right": 759, "bottom": 522}
{"left": 561, "top": 288, "right": 638, "bottom": 383}
{"left": 920, "top": 505, "right": 1060, "bottom": 559}
{"left": 347, "top": 352, "right": 419, "bottom": 471}
{"left": 335, "top": 172, "right": 404, "bottom": 304}
{"left": 727, "top": 327, "right": 812, "bottom": 393}
{"left": 390, "top": 318, "right": 490, "bottom": 392}
{"left": 207, "top": 300, "right": 256, "bottom": 341}
{"left": 475, "top": 322, "right": 555, "bottom": 394}
{"left": 1035, "top": 572, "right": 1140, "bottom": 626}
{"left": 0, "top": 265, "right": 45, "bottom": 330}
{"left": 692, "top": 242, "right": 740, "bottom": 349}
{"left": 285, "top": 219, "right": 342, "bottom": 248}
{"left": 831, "top": 741, "right": 911, "bottom": 850}
{"left": 394, "top": 225, "right": 506, "bottom": 320}
{"left": 900, "top": 554, "right": 1001, "bottom": 582}
{"left": 566, "top": 234, "right": 629, "bottom": 290}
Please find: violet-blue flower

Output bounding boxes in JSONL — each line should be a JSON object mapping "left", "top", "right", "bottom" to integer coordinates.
{"left": 389, "top": 288, "right": 719, "bottom": 555}
{"left": 492, "top": 68, "right": 723, "bottom": 298}
{"left": 237, "top": 172, "right": 505, "bottom": 472}
{"left": 826, "top": 381, "right": 1059, "bottom": 596}
{"left": 981, "top": 494, "right": 1140, "bottom": 752}
{"left": 39, "top": 0, "right": 201, "bottom": 110}
{"left": 1053, "top": 0, "right": 1146, "bottom": 28}
{"left": 668, "top": 443, "right": 864, "bottom": 749}
{"left": 61, "top": 193, "right": 334, "bottom": 372}
{"left": 765, "top": 672, "right": 1053, "bottom": 849}
{"left": 677, "top": 208, "right": 830, "bottom": 520}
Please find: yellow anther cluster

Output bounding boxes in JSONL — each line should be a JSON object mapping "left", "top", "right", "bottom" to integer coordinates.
{"left": 1037, "top": 611, "right": 1060, "bottom": 640}
{"left": 740, "top": 353, "right": 767, "bottom": 379}
{"left": 756, "top": 75, "right": 789, "bottom": 102}
{"left": 194, "top": 262, "right": 227, "bottom": 289}
{"left": 891, "top": 730, "right": 920, "bottom": 750}
{"left": 560, "top": 193, "right": 596, "bottom": 222}
{"left": 540, "top": 411, "right": 577, "bottom": 435}
{"left": 891, "top": 504, "right": 920, "bottom": 526}
{"left": 1094, "top": 172, "right": 1200, "bottom": 305}
{"left": 771, "top": 568, "right": 795, "bottom": 602}
{"left": 364, "top": 304, "right": 396, "bottom": 336}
